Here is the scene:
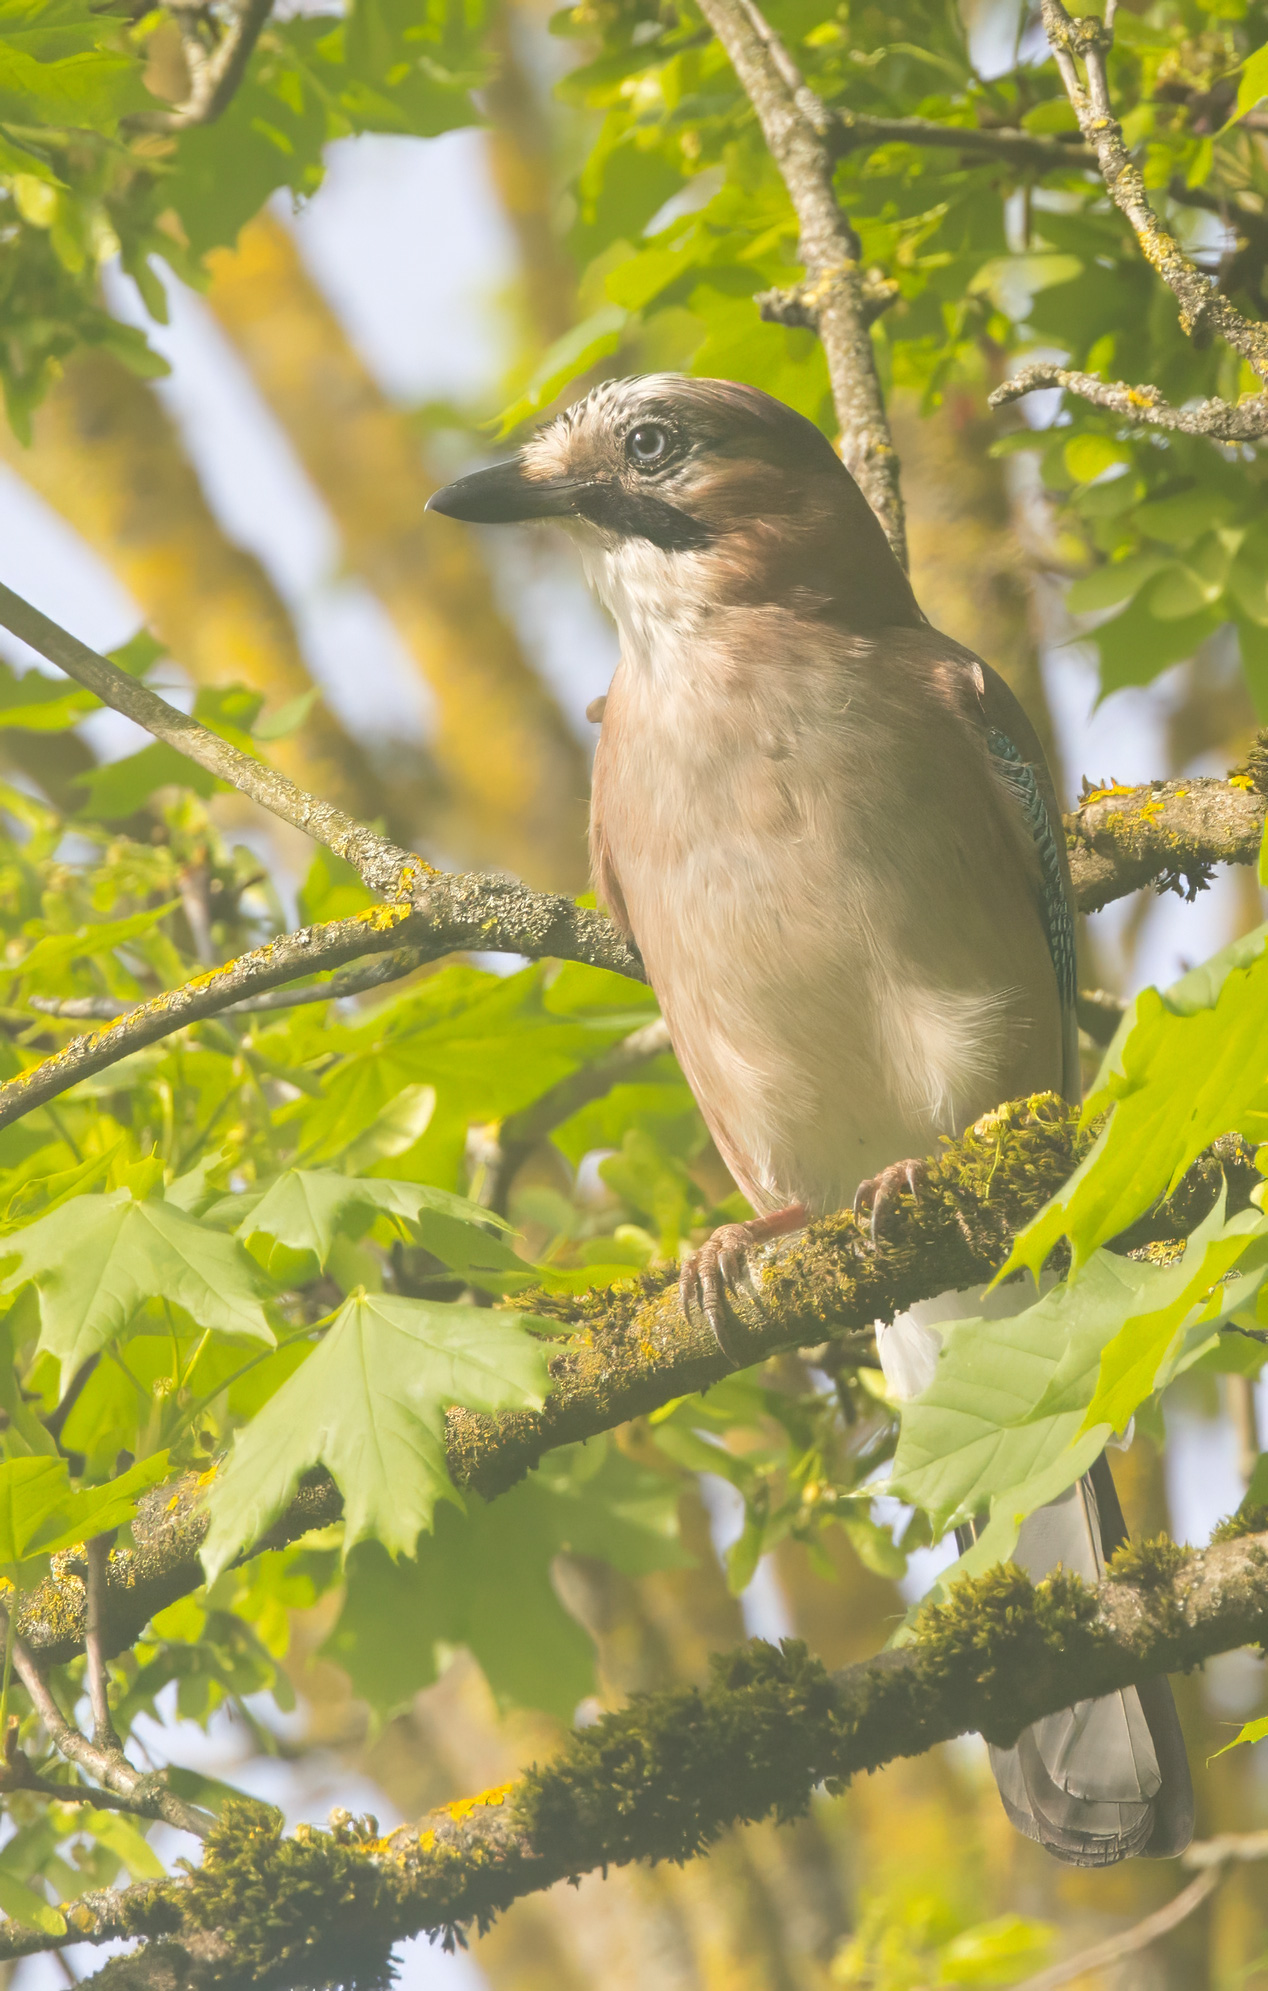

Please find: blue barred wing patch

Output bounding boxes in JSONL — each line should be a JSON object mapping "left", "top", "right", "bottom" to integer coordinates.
{"left": 987, "top": 728, "right": 1077, "bottom": 1009}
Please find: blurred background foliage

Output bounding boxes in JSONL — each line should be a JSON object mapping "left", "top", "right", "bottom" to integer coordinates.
{"left": 0, "top": 0, "right": 1266, "bottom": 1980}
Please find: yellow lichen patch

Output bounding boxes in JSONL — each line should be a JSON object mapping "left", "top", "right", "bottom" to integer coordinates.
{"left": 1138, "top": 796, "right": 1164, "bottom": 824}
{"left": 1230, "top": 773, "right": 1255, "bottom": 792}
{"left": 394, "top": 859, "right": 435, "bottom": 896}
{"left": 1078, "top": 781, "right": 1136, "bottom": 806}
{"left": 439, "top": 1781, "right": 516, "bottom": 1825}
{"left": 355, "top": 900, "right": 412, "bottom": 934}
{"left": 180, "top": 966, "right": 229, "bottom": 996}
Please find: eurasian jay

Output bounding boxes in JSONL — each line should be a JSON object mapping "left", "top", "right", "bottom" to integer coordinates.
{"left": 428, "top": 374, "right": 1194, "bottom": 1867}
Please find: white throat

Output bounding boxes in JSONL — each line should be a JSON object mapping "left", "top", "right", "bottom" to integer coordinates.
{"left": 570, "top": 527, "right": 709, "bottom": 682}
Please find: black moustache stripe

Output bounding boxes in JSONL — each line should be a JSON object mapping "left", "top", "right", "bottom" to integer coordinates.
{"left": 573, "top": 483, "right": 712, "bottom": 552}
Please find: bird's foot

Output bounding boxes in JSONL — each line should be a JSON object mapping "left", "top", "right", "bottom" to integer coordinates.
{"left": 853, "top": 1158, "right": 928, "bottom": 1244}
{"left": 679, "top": 1203, "right": 809, "bottom": 1365}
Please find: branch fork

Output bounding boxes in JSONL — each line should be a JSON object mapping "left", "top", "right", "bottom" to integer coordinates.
{"left": 0, "top": 1555, "right": 211, "bottom": 1840}
{"left": 1032, "top": 0, "right": 1268, "bottom": 434}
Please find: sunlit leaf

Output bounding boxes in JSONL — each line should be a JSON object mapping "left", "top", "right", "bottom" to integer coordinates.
{"left": 201, "top": 1293, "right": 553, "bottom": 1578}
{"left": 0, "top": 1452, "right": 168, "bottom": 1569}
{"left": 325, "top": 1439, "right": 686, "bottom": 1719}
{"left": 1006, "top": 926, "right": 1268, "bottom": 1277}
{"left": 0, "top": 1192, "right": 274, "bottom": 1391}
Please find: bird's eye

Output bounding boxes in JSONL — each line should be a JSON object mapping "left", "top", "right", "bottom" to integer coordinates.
{"left": 626, "top": 423, "right": 671, "bottom": 470}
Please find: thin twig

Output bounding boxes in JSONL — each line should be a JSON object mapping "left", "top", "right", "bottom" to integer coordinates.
{"left": 1, "top": 1605, "right": 212, "bottom": 1839}
{"left": 475, "top": 1016, "right": 673, "bottom": 1213}
{"left": 831, "top": 109, "right": 1093, "bottom": 171}
{"left": 694, "top": 0, "right": 908, "bottom": 561}
{"left": 84, "top": 1538, "right": 119, "bottom": 1752}
{"left": 1039, "top": 0, "right": 1268, "bottom": 381}
{"left": 26, "top": 947, "right": 429, "bottom": 1025}
{"left": 0, "top": 1749, "right": 166, "bottom": 1819}
{"left": 990, "top": 363, "right": 1268, "bottom": 439}
{"left": 1014, "top": 1865, "right": 1221, "bottom": 1991}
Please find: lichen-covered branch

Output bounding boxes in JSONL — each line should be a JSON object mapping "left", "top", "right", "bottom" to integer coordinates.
{"left": 1039, "top": 0, "right": 1268, "bottom": 388}
{"left": 1065, "top": 770, "right": 1267, "bottom": 913}
{"left": 23, "top": 1096, "right": 1258, "bottom": 1673}
{"left": 990, "top": 365, "right": 1268, "bottom": 441}
{"left": 5, "top": 763, "right": 1259, "bottom": 1132}
{"left": 20, "top": 1526, "right": 1268, "bottom": 1987}
{"left": 0, "top": 890, "right": 639, "bottom": 1134}
{"left": 694, "top": 0, "right": 907, "bottom": 562}
{"left": 0, "top": 583, "right": 422, "bottom": 898}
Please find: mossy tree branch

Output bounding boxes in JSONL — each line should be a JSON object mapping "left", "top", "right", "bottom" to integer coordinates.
{"left": 15, "top": 1525, "right": 1268, "bottom": 1987}
{"left": 19, "top": 1096, "right": 1259, "bottom": 1672}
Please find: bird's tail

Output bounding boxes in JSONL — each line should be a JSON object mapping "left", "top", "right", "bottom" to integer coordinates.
{"left": 971, "top": 1456, "right": 1194, "bottom": 1865}
{"left": 879, "top": 1297, "right": 1194, "bottom": 1867}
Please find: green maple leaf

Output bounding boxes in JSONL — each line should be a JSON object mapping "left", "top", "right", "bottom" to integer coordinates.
{"left": 233, "top": 1168, "right": 518, "bottom": 1285}
{"left": 201, "top": 1292, "right": 552, "bottom": 1579}
{"left": 0, "top": 1453, "right": 170, "bottom": 1575}
{"left": 326, "top": 1439, "right": 687, "bottom": 1720}
{"left": 1005, "top": 923, "right": 1268, "bottom": 1278}
{"left": 0, "top": 1191, "right": 274, "bottom": 1392}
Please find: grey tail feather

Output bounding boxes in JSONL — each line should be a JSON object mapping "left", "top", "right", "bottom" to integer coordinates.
{"left": 959, "top": 1454, "right": 1194, "bottom": 1867}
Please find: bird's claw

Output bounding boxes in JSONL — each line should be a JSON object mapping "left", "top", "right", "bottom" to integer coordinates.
{"left": 678, "top": 1203, "right": 809, "bottom": 1364}
{"left": 853, "top": 1157, "right": 927, "bottom": 1244}
{"left": 679, "top": 1222, "right": 756, "bottom": 1367}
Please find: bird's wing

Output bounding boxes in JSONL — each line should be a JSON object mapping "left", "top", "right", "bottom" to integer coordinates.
{"left": 965, "top": 658, "right": 1081, "bottom": 1103}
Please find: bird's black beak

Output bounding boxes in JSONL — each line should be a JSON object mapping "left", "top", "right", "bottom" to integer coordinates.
{"left": 425, "top": 459, "right": 580, "bottom": 526}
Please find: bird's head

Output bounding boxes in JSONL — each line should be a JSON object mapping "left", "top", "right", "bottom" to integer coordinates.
{"left": 427, "top": 374, "right": 922, "bottom": 638}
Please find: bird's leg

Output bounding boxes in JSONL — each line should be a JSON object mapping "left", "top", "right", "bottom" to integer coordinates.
{"left": 853, "top": 1158, "right": 928, "bottom": 1244}
{"left": 679, "top": 1203, "right": 809, "bottom": 1363}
